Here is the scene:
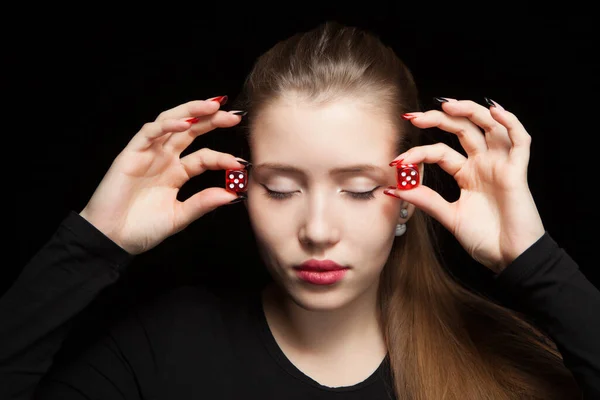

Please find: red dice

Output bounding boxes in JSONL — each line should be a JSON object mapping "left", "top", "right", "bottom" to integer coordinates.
{"left": 225, "top": 169, "right": 248, "bottom": 193}
{"left": 396, "top": 164, "right": 419, "bottom": 190}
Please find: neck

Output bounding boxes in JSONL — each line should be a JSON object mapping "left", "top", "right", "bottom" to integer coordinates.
{"left": 261, "top": 279, "right": 386, "bottom": 359}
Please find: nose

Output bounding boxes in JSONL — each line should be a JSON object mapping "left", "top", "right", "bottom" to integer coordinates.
{"left": 298, "top": 193, "right": 341, "bottom": 249}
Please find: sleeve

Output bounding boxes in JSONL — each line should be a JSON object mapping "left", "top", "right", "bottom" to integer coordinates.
{"left": 34, "top": 303, "right": 157, "bottom": 400}
{"left": 34, "top": 285, "right": 223, "bottom": 400}
{"left": 494, "top": 232, "right": 600, "bottom": 399}
{"left": 0, "top": 211, "right": 135, "bottom": 399}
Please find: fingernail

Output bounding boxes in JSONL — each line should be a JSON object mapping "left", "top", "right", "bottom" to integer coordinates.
{"left": 402, "top": 113, "right": 422, "bottom": 120}
{"left": 230, "top": 110, "right": 248, "bottom": 116}
{"left": 208, "top": 95, "right": 228, "bottom": 105}
{"left": 186, "top": 117, "right": 200, "bottom": 123}
{"left": 383, "top": 188, "right": 401, "bottom": 199}
{"left": 484, "top": 97, "right": 504, "bottom": 110}
{"left": 235, "top": 158, "right": 252, "bottom": 168}
{"left": 389, "top": 158, "right": 404, "bottom": 167}
{"left": 434, "top": 97, "right": 450, "bottom": 103}
{"left": 228, "top": 194, "right": 247, "bottom": 204}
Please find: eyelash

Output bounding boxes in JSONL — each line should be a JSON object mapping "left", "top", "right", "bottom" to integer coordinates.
{"left": 263, "top": 186, "right": 379, "bottom": 200}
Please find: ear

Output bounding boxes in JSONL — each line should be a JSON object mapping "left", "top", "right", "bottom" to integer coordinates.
{"left": 396, "top": 162, "right": 424, "bottom": 224}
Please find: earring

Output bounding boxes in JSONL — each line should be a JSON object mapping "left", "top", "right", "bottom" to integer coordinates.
{"left": 395, "top": 207, "right": 408, "bottom": 237}
{"left": 395, "top": 223, "right": 407, "bottom": 237}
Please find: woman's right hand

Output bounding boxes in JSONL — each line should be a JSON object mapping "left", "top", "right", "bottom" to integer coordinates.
{"left": 79, "top": 97, "right": 246, "bottom": 255}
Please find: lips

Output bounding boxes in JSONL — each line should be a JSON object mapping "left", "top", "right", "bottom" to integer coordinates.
{"left": 295, "top": 259, "right": 348, "bottom": 271}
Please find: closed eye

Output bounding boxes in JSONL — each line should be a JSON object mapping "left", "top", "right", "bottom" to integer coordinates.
{"left": 346, "top": 187, "right": 379, "bottom": 200}
{"left": 261, "top": 185, "right": 379, "bottom": 201}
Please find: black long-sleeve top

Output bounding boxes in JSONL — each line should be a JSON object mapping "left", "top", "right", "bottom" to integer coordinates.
{"left": 1, "top": 211, "right": 599, "bottom": 399}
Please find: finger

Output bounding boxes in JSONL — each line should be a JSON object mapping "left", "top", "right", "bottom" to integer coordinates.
{"left": 155, "top": 99, "right": 221, "bottom": 122}
{"left": 176, "top": 187, "right": 243, "bottom": 230}
{"left": 407, "top": 110, "right": 488, "bottom": 156}
{"left": 384, "top": 184, "right": 456, "bottom": 232}
{"left": 163, "top": 111, "right": 244, "bottom": 154}
{"left": 391, "top": 142, "right": 467, "bottom": 177}
{"left": 439, "top": 100, "right": 512, "bottom": 151}
{"left": 127, "top": 118, "right": 192, "bottom": 152}
{"left": 179, "top": 147, "right": 247, "bottom": 178}
{"left": 489, "top": 105, "right": 532, "bottom": 163}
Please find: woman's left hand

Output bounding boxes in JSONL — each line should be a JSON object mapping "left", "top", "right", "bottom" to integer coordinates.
{"left": 387, "top": 98, "right": 545, "bottom": 274}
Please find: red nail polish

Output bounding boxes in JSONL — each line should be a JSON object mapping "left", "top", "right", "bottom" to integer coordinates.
{"left": 226, "top": 169, "right": 248, "bottom": 193}
{"left": 208, "top": 95, "right": 228, "bottom": 105}
{"left": 186, "top": 117, "right": 200, "bottom": 123}
{"left": 389, "top": 158, "right": 404, "bottom": 167}
{"left": 383, "top": 190, "right": 401, "bottom": 199}
{"left": 402, "top": 113, "right": 418, "bottom": 120}
{"left": 396, "top": 164, "right": 419, "bottom": 190}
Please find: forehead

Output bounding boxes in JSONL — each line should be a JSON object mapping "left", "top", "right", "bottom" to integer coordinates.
{"left": 250, "top": 97, "right": 398, "bottom": 163}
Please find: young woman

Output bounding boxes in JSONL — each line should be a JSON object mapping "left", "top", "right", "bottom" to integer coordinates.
{"left": 2, "top": 21, "right": 598, "bottom": 399}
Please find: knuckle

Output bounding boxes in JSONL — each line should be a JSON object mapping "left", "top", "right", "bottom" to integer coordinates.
{"left": 186, "top": 100, "right": 204, "bottom": 113}
{"left": 428, "top": 109, "right": 444, "bottom": 118}
{"left": 455, "top": 126, "right": 468, "bottom": 137}
{"left": 186, "top": 100, "right": 202, "bottom": 107}
{"left": 424, "top": 110, "right": 444, "bottom": 124}
{"left": 197, "top": 147, "right": 213, "bottom": 158}
{"left": 461, "top": 99, "right": 478, "bottom": 108}
{"left": 159, "top": 119, "right": 173, "bottom": 130}
{"left": 195, "top": 149, "right": 212, "bottom": 167}
{"left": 432, "top": 142, "right": 449, "bottom": 152}
{"left": 207, "top": 115, "right": 219, "bottom": 129}
{"left": 141, "top": 122, "right": 154, "bottom": 131}
{"left": 463, "top": 109, "right": 478, "bottom": 120}
{"left": 486, "top": 124, "right": 504, "bottom": 135}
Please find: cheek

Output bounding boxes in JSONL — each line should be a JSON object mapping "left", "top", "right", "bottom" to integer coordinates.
{"left": 354, "top": 212, "right": 397, "bottom": 272}
{"left": 350, "top": 207, "right": 397, "bottom": 251}
{"left": 246, "top": 187, "right": 287, "bottom": 247}
{"left": 352, "top": 211, "right": 393, "bottom": 234}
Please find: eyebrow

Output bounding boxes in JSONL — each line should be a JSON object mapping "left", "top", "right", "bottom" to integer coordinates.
{"left": 253, "top": 162, "right": 387, "bottom": 178}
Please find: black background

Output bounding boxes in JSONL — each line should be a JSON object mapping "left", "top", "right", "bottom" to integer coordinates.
{"left": 7, "top": 4, "right": 599, "bottom": 306}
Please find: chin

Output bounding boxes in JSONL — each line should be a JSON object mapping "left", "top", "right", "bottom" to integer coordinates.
{"left": 285, "top": 283, "right": 357, "bottom": 312}
{"left": 267, "top": 270, "right": 379, "bottom": 312}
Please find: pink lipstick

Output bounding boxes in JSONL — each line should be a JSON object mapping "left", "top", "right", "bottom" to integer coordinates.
{"left": 294, "top": 259, "right": 348, "bottom": 285}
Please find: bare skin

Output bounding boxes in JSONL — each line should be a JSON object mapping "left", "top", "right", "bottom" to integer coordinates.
{"left": 386, "top": 99, "right": 545, "bottom": 274}
{"left": 79, "top": 98, "right": 246, "bottom": 255}
{"left": 78, "top": 96, "right": 545, "bottom": 388}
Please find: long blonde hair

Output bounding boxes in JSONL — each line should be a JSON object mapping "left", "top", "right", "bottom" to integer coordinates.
{"left": 236, "top": 21, "right": 580, "bottom": 399}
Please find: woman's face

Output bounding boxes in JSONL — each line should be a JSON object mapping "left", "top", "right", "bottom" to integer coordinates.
{"left": 246, "top": 95, "right": 405, "bottom": 311}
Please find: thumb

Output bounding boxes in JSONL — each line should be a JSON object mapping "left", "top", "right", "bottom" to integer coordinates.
{"left": 386, "top": 185, "right": 454, "bottom": 232}
{"left": 179, "top": 187, "right": 243, "bottom": 226}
